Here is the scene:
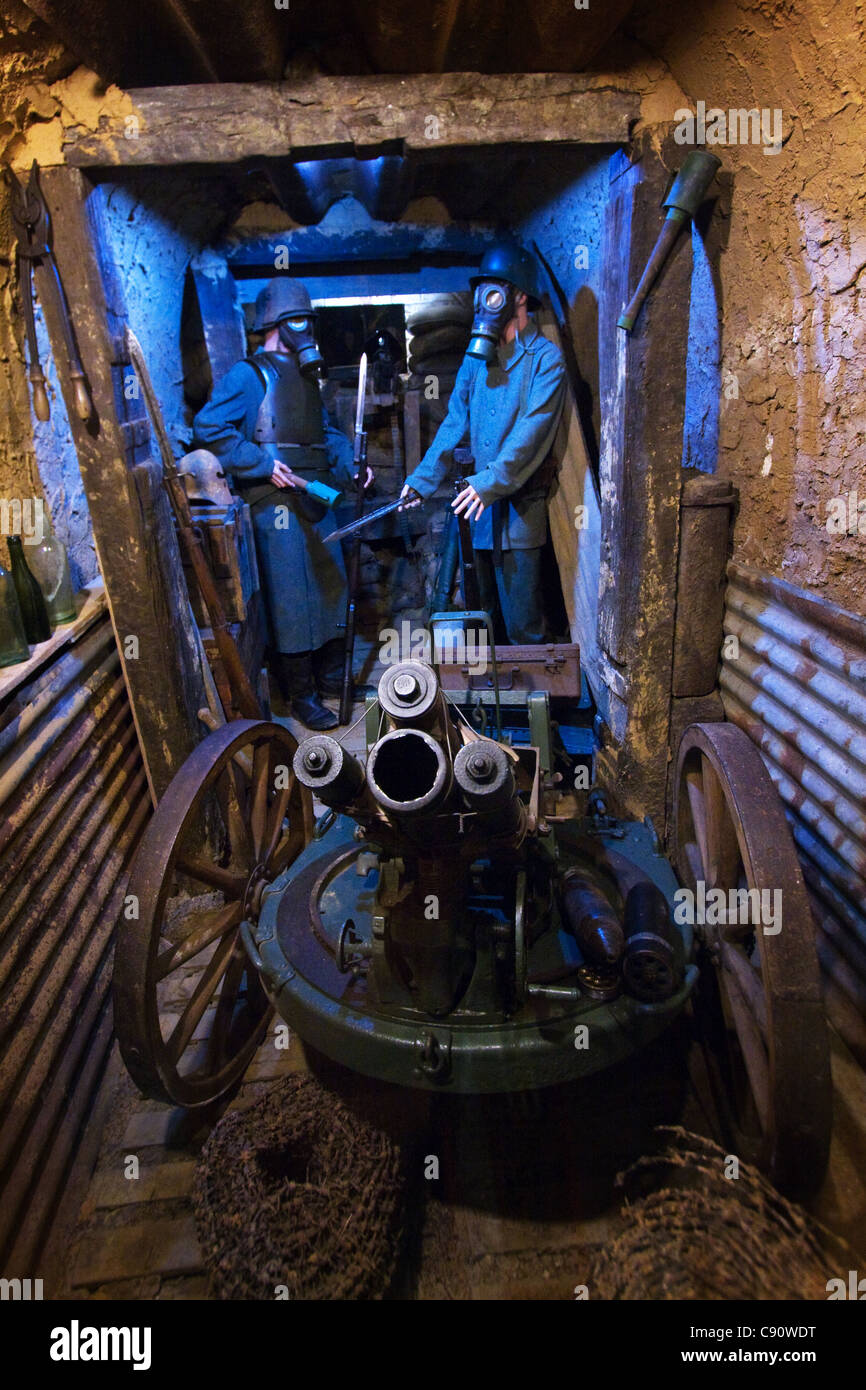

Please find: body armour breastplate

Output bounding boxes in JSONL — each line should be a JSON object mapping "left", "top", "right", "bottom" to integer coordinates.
{"left": 249, "top": 352, "right": 325, "bottom": 453}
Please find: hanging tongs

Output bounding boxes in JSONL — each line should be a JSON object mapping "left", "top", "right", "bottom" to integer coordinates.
{"left": 4, "top": 160, "right": 91, "bottom": 422}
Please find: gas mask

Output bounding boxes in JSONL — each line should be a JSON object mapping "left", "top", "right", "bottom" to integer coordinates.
{"left": 466, "top": 280, "right": 516, "bottom": 363}
{"left": 277, "top": 314, "right": 325, "bottom": 378}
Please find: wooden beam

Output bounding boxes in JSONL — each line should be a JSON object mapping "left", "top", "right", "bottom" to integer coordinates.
{"left": 38, "top": 167, "right": 210, "bottom": 801}
{"left": 595, "top": 135, "right": 696, "bottom": 832}
{"left": 62, "top": 74, "right": 639, "bottom": 168}
{"left": 537, "top": 306, "right": 602, "bottom": 703}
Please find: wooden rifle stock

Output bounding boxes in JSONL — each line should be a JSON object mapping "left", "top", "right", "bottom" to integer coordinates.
{"left": 126, "top": 330, "right": 263, "bottom": 722}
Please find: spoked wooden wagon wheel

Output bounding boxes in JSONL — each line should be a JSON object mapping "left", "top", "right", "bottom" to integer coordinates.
{"left": 114, "top": 720, "right": 313, "bottom": 1108}
{"left": 674, "top": 722, "right": 832, "bottom": 1198}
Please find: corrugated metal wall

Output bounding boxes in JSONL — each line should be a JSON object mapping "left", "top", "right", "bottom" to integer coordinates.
{"left": 0, "top": 600, "right": 150, "bottom": 1277}
{"left": 721, "top": 560, "right": 866, "bottom": 1066}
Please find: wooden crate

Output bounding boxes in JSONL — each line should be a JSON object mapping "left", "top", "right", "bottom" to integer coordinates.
{"left": 179, "top": 499, "right": 259, "bottom": 626}
{"left": 440, "top": 642, "right": 581, "bottom": 697}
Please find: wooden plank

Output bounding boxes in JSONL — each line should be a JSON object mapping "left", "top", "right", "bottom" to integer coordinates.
{"left": 70, "top": 1217, "right": 203, "bottom": 1287}
{"left": 38, "top": 167, "right": 209, "bottom": 800}
{"left": 595, "top": 138, "right": 695, "bottom": 829}
{"left": 537, "top": 308, "right": 602, "bottom": 701}
{"left": 85, "top": 1162, "right": 197, "bottom": 1212}
{"left": 186, "top": 252, "right": 246, "bottom": 408}
{"left": 62, "top": 74, "right": 639, "bottom": 168}
{"left": 403, "top": 387, "right": 422, "bottom": 477}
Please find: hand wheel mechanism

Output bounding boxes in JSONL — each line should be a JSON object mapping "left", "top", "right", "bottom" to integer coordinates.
{"left": 674, "top": 722, "right": 832, "bottom": 1198}
{"left": 113, "top": 720, "right": 313, "bottom": 1108}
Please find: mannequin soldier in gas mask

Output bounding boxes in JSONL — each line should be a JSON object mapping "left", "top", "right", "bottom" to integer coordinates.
{"left": 194, "top": 278, "right": 369, "bottom": 730}
{"left": 401, "top": 244, "right": 565, "bottom": 644}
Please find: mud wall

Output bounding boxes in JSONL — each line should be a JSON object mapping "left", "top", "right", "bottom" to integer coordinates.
{"left": 603, "top": 0, "right": 866, "bottom": 613}
{"left": 0, "top": 3, "right": 87, "bottom": 576}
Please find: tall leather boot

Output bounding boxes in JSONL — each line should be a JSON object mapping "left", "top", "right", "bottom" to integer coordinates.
{"left": 312, "top": 637, "right": 347, "bottom": 698}
{"left": 276, "top": 651, "right": 338, "bottom": 731}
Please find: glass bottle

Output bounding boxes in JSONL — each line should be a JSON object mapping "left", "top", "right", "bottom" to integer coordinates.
{"left": 7, "top": 536, "right": 51, "bottom": 643}
{"left": 26, "top": 518, "right": 76, "bottom": 624}
{"left": 0, "top": 561, "right": 30, "bottom": 667}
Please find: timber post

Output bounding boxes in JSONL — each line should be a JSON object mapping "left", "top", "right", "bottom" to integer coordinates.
{"left": 38, "top": 165, "right": 209, "bottom": 801}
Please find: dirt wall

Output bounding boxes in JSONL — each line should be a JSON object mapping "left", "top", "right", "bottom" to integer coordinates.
{"left": 0, "top": 3, "right": 72, "bottom": 539}
{"left": 612, "top": 0, "right": 865, "bottom": 612}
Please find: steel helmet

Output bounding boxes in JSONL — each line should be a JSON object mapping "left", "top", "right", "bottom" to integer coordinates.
{"left": 469, "top": 244, "right": 541, "bottom": 309}
{"left": 253, "top": 278, "right": 316, "bottom": 332}
{"left": 179, "top": 449, "right": 233, "bottom": 506}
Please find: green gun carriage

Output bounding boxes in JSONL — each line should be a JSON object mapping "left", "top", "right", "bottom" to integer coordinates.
{"left": 113, "top": 649, "right": 832, "bottom": 1199}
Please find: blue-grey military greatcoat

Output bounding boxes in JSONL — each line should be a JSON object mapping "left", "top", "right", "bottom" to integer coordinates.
{"left": 403, "top": 321, "right": 565, "bottom": 643}
{"left": 193, "top": 349, "right": 355, "bottom": 654}
{"left": 403, "top": 322, "right": 565, "bottom": 549}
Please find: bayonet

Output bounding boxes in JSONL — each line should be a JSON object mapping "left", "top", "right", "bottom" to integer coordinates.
{"left": 354, "top": 351, "right": 368, "bottom": 444}
{"left": 324, "top": 490, "right": 420, "bottom": 544}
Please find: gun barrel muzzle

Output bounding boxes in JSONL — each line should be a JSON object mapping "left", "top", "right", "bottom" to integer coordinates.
{"left": 367, "top": 728, "right": 452, "bottom": 817}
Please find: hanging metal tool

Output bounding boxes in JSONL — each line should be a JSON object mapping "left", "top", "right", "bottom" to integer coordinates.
{"left": 617, "top": 151, "right": 721, "bottom": 333}
{"left": 126, "top": 328, "right": 263, "bottom": 722}
{"left": 4, "top": 161, "right": 92, "bottom": 423}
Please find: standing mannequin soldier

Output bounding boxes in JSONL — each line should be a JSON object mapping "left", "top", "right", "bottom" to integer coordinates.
{"left": 194, "top": 278, "right": 370, "bottom": 730}
{"left": 401, "top": 244, "right": 565, "bottom": 644}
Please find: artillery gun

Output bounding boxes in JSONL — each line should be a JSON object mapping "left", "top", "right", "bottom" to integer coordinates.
{"left": 114, "top": 659, "right": 832, "bottom": 1197}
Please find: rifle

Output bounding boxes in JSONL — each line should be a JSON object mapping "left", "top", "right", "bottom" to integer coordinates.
{"left": 339, "top": 353, "right": 368, "bottom": 724}
{"left": 126, "top": 329, "right": 262, "bottom": 722}
{"left": 452, "top": 447, "right": 481, "bottom": 610}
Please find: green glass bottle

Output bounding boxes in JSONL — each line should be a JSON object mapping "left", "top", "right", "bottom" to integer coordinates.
{"left": 0, "top": 560, "right": 30, "bottom": 667}
{"left": 8, "top": 536, "right": 51, "bottom": 643}
{"left": 26, "top": 518, "right": 76, "bottom": 624}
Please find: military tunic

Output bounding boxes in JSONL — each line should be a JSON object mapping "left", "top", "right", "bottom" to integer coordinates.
{"left": 193, "top": 349, "right": 355, "bottom": 654}
{"left": 403, "top": 322, "right": 565, "bottom": 550}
